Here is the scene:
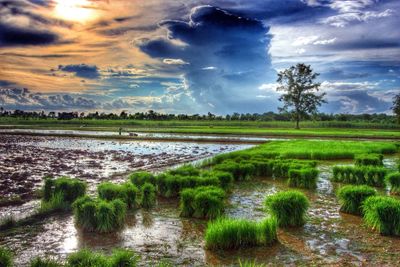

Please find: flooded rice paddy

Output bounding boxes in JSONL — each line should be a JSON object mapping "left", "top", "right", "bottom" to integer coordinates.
{"left": 0, "top": 134, "right": 250, "bottom": 219}
{"left": 0, "top": 128, "right": 272, "bottom": 142}
{"left": 0, "top": 134, "right": 399, "bottom": 266}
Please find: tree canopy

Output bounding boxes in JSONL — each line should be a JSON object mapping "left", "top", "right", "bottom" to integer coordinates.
{"left": 277, "top": 63, "right": 326, "bottom": 129}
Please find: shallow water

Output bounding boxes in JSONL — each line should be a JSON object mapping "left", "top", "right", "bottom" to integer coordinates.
{"left": 1, "top": 156, "right": 400, "bottom": 266}
{"left": 0, "top": 134, "right": 251, "bottom": 220}
{"left": 0, "top": 128, "right": 274, "bottom": 142}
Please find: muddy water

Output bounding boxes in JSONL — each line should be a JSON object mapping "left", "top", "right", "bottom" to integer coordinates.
{"left": 1, "top": 147, "right": 400, "bottom": 266}
{"left": 0, "top": 128, "right": 273, "bottom": 142}
{"left": 0, "top": 134, "right": 251, "bottom": 219}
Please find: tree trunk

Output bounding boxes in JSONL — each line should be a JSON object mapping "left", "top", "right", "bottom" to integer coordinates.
{"left": 295, "top": 113, "right": 300, "bottom": 129}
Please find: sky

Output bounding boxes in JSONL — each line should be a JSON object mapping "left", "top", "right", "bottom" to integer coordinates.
{"left": 0, "top": 0, "right": 399, "bottom": 114}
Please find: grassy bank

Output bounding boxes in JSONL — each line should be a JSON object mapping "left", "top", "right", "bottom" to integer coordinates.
{"left": 0, "top": 118, "right": 399, "bottom": 140}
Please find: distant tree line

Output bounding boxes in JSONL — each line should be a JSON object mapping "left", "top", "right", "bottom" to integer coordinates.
{"left": 1, "top": 63, "right": 399, "bottom": 126}
{"left": 0, "top": 107, "right": 397, "bottom": 124}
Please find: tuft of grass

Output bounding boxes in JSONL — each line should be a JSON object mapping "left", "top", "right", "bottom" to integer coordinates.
{"left": 386, "top": 172, "right": 400, "bottom": 195}
{"left": 238, "top": 259, "right": 266, "bottom": 267}
{"left": 363, "top": 196, "right": 400, "bottom": 236}
{"left": 67, "top": 249, "right": 109, "bottom": 267}
{"left": 201, "top": 170, "right": 233, "bottom": 190}
{"left": 168, "top": 165, "right": 200, "bottom": 177}
{"left": 38, "top": 192, "right": 70, "bottom": 214}
{"left": 155, "top": 173, "right": 220, "bottom": 198}
{"left": 140, "top": 183, "right": 156, "bottom": 209}
{"left": 40, "top": 177, "right": 87, "bottom": 214}
{"left": 213, "top": 160, "right": 256, "bottom": 181}
{"left": 0, "top": 247, "right": 13, "bottom": 267}
{"left": 337, "top": 185, "right": 376, "bottom": 215}
{"left": 355, "top": 154, "right": 383, "bottom": 166}
{"left": 331, "top": 166, "right": 387, "bottom": 187}
{"left": 265, "top": 190, "right": 309, "bottom": 227}
{"left": 30, "top": 257, "right": 63, "bottom": 267}
{"left": 72, "top": 197, "right": 127, "bottom": 233}
{"left": 109, "top": 249, "right": 139, "bottom": 267}
{"left": 98, "top": 182, "right": 138, "bottom": 209}
{"left": 129, "top": 171, "right": 156, "bottom": 187}
{"left": 180, "top": 186, "right": 225, "bottom": 219}
{"left": 288, "top": 167, "right": 319, "bottom": 189}
{"left": 205, "top": 217, "right": 277, "bottom": 250}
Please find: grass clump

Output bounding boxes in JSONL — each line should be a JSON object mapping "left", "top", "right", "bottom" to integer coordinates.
{"left": 129, "top": 171, "right": 156, "bottom": 187}
{"left": 288, "top": 167, "right": 319, "bottom": 189}
{"left": 30, "top": 257, "right": 63, "bottom": 267}
{"left": 72, "top": 196, "right": 127, "bottom": 233}
{"left": 67, "top": 249, "right": 139, "bottom": 267}
{"left": 67, "top": 249, "right": 109, "bottom": 267}
{"left": 332, "top": 166, "right": 387, "bottom": 187}
{"left": 355, "top": 154, "right": 383, "bottom": 166}
{"left": 386, "top": 172, "right": 400, "bottom": 195}
{"left": 155, "top": 173, "right": 220, "bottom": 198}
{"left": 265, "top": 190, "right": 309, "bottom": 227}
{"left": 363, "top": 196, "right": 400, "bottom": 236}
{"left": 204, "top": 217, "right": 277, "bottom": 250}
{"left": 140, "top": 183, "right": 156, "bottom": 209}
{"left": 168, "top": 165, "right": 200, "bottom": 176}
{"left": 98, "top": 182, "right": 138, "bottom": 209}
{"left": 180, "top": 186, "right": 225, "bottom": 219}
{"left": 213, "top": 160, "right": 255, "bottom": 181}
{"left": 40, "top": 177, "right": 87, "bottom": 214}
{"left": 108, "top": 249, "right": 140, "bottom": 267}
{"left": 0, "top": 247, "right": 13, "bottom": 267}
{"left": 238, "top": 259, "right": 266, "bottom": 267}
{"left": 43, "top": 177, "right": 87, "bottom": 203}
{"left": 337, "top": 185, "right": 376, "bottom": 215}
{"left": 201, "top": 170, "right": 233, "bottom": 190}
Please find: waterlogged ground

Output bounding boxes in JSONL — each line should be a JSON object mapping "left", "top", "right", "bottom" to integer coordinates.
{"left": 0, "top": 128, "right": 272, "bottom": 142}
{"left": 1, "top": 151, "right": 399, "bottom": 266}
{"left": 0, "top": 134, "right": 250, "bottom": 219}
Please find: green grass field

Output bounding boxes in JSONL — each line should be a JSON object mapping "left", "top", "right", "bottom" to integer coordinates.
{"left": 0, "top": 118, "right": 399, "bottom": 139}
{"left": 215, "top": 140, "right": 399, "bottom": 160}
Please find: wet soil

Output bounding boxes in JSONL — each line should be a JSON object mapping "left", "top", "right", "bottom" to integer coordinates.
{"left": 1, "top": 154, "right": 399, "bottom": 266}
{"left": 0, "top": 134, "right": 250, "bottom": 219}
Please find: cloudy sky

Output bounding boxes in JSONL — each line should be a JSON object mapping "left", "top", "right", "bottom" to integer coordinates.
{"left": 0, "top": 0, "right": 399, "bottom": 114}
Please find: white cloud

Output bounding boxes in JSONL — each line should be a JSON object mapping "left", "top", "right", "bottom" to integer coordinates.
{"left": 296, "top": 48, "right": 306, "bottom": 54}
{"left": 202, "top": 66, "right": 217, "bottom": 70}
{"left": 313, "top": 37, "right": 337, "bottom": 45}
{"left": 258, "top": 83, "right": 279, "bottom": 93}
{"left": 321, "top": 81, "right": 379, "bottom": 92}
{"left": 162, "top": 58, "right": 189, "bottom": 65}
{"left": 292, "top": 35, "right": 319, "bottom": 46}
{"left": 321, "top": 9, "right": 394, "bottom": 27}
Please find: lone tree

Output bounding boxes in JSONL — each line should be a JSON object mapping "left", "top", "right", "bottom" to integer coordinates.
{"left": 277, "top": 63, "right": 326, "bottom": 129}
{"left": 393, "top": 93, "right": 400, "bottom": 124}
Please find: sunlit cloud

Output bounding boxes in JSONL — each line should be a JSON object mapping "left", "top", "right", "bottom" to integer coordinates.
{"left": 0, "top": 0, "right": 399, "bottom": 114}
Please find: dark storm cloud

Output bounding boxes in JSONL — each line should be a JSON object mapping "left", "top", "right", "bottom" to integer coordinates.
{"left": 208, "top": 0, "right": 332, "bottom": 22}
{"left": 139, "top": 5, "right": 277, "bottom": 114}
{"left": 0, "top": 80, "right": 14, "bottom": 86}
{"left": 0, "top": 22, "right": 58, "bottom": 47}
{"left": 58, "top": 64, "right": 101, "bottom": 79}
{"left": 0, "top": 52, "right": 70, "bottom": 58}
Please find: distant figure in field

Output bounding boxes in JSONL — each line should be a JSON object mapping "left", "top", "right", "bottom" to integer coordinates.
{"left": 119, "top": 127, "right": 122, "bottom": 135}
